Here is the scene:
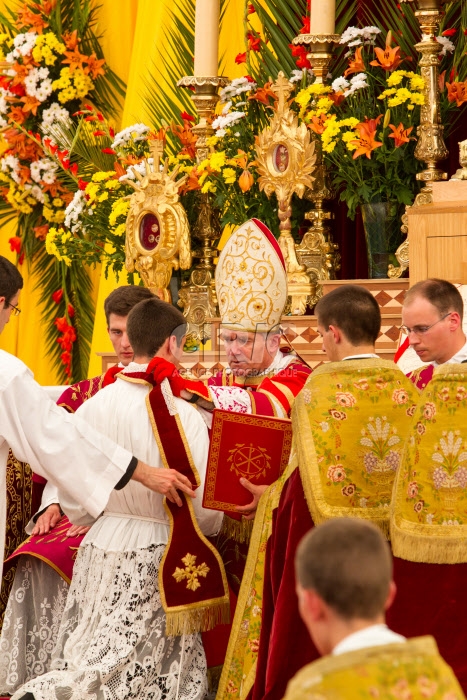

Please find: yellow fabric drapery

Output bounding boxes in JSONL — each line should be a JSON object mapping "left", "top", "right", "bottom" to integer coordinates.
{"left": 0, "top": 0, "right": 246, "bottom": 382}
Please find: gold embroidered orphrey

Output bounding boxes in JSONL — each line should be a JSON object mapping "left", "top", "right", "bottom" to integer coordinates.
{"left": 228, "top": 443, "right": 272, "bottom": 480}
{"left": 173, "top": 553, "right": 210, "bottom": 592}
{"left": 123, "top": 139, "right": 192, "bottom": 302}
{"left": 255, "top": 72, "right": 317, "bottom": 315}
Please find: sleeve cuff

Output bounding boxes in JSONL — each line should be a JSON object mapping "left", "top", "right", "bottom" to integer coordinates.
{"left": 114, "top": 455, "right": 138, "bottom": 490}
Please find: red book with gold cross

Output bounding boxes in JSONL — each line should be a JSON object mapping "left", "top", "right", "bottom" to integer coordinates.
{"left": 202, "top": 409, "right": 293, "bottom": 512}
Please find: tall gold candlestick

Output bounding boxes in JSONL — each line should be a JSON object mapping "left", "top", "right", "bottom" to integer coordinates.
{"left": 389, "top": 0, "right": 451, "bottom": 279}
{"left": 177, "top": 75, "right": 228, "bottom": 341}
{"left": 309, "top": 0, "right": 336, "bottom": 36}
{"left": 291, "top": 33, "right": 341, "bottom": 304}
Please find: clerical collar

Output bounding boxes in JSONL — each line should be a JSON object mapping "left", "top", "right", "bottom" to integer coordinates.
{"left": 343, "top": 353, "right": 379, "bottom": 361}
{"left": 122, "top": 361, "right": 149, "bottom": 373}
{"left": 433, "top": 338, "right": 467, "bottom": 367}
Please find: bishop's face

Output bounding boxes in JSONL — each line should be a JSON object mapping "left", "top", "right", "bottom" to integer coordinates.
{"left": 220, "top": 329, "right": 280, "bottom": 377}
{"left": 401, "top": 297, "right": 457, "bottom": 365}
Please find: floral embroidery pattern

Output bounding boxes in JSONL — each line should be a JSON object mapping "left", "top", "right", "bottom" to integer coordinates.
{"left": 395, "top": 373, "right": 467, "bottom": 526}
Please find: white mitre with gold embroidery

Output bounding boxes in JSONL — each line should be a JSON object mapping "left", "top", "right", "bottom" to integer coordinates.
{"left": 215, "top": 218, "right": 287, "bottom": 332}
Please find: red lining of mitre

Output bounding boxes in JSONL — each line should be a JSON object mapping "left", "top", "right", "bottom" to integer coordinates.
{"left": 251, "top": 218, "right": 286, "bottom": 271}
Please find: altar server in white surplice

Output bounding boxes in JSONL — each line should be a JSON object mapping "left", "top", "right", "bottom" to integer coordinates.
{"left": 0, "top": 255, "right": 196, "bottom": 573}
{"left": 13, "top": 297, "right": 223, "bottom": 700}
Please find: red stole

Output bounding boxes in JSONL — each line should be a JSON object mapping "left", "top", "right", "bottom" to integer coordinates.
{"left": 112, "top": 364, "right": 230, "bottom": 636}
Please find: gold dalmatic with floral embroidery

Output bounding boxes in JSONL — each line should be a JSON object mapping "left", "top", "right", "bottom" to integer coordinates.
{"left": 392, "top": 363, "right": 467, "bottom": 564}
{"left": 283, "top": 637, "right": 465, "bottom": 700}
{"left": 294, "top": 359, "right": 418, "bottom": 537}
{"left": 217, "top": 360, "right": 418, "bottom": 700}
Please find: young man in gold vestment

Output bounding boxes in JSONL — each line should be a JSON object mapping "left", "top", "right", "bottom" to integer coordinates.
{"left": 283, "top": 518, "right": 464, "bottom": 700}
{"left": 217, "top": 286, "right": 419, "bottom": 700}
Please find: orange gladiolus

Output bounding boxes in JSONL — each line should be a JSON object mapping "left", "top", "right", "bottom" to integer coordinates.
{"left": 351, "top": 116, "right": 383, "bottom": 159}
{"left": 238, "top": 169, "right": 254, "bottom": 192}
{"left": 344, "top": 46, "right": 366, "bottom": 77}
{"left": 388, "top": 122, "right": 414, "bottom": 148}
{"left": 370, "top": 31, "right": 403, "bottom": 71}
{"left": 446, "top": 81, "right": 467, "bottom": 107}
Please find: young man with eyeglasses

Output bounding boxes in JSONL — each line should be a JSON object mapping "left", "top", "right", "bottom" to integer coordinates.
{"left": 401, "top": 278, "right": 467, "bottom": 390}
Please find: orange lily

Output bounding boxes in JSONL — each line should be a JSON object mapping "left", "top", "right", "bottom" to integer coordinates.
{"left": 16, "top": 5, "right": 48, "bottom": 33}
{"left": 248, "top": 82, "right": 277, "bottom": 106}
{"left": 63, "top": 30, "right": 79, "bottom": 50}
{"left": 179, "top": 168, "right": 202, "bottom": 194}
{"left": 370, "top": 31, "right": 404, "bottom": 71}
{"left": 308, "top": 113, "right": 329, "bottom": 134}
{"left": 20, "top": 95, "right": 41, "bottom": 116}
{"left": 238, "top": 169, "right": 254, "bottom": 192}
{"left": 7, "top": 106, "right": 27, "bottom": 125}
{"left": 84, "top": 54, "right": 106, "bottom": 80}
{"left": 344, "top": 46, "right": 366, "bottom": 77}
{"left": 62, "top": 47, "right": 88, "bottom": 73}
{"left": 350, "top": 116, "right": 383, "bottom": 159}
{"left": 10, "top": 63, "right": 32, "bottom": 86}
{"left": 148, "top": 126, "right": 168, "bottom": 141}
{"left": 329, "top": 90, "right": 345, "bottom": 107}
{"left": 388, "top": 123, "right": 415, "bottom": 148}
{"left": 33, "top": 224, "right": 50, "bottom": 241}
{"left": 171, "top": 122, "right": 197, "bottom": 159}
{"left": 446, "top": 80, "right": 467, "bottom": 107}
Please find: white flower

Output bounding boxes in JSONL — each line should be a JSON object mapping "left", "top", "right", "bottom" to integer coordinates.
{"left": 1, "top": 155, "right": 21, "bottom": 184}
{"left": 7, "top": 32, "right": 38, "bottom": 62}
{"left": 119, "top": 157, "right": 154, "bottom": 182}
{"left": 64, "top": 190, "right": 93, "bottom": 233}
{"left": 220, "top": 77, "right": 256, "bottom": 100}
{"left": 30, "top": 158, "right": 58, "bottom": 185}
{"left": 332, "top": 76, "right": 349, "bottom": 93}
{"left": 345, "top": 73, "right": 369, "bottom": 96}
{"left": 221, "top": 100, "right": 232, "bottom": 115}
{"left": 24, "top": 184, "right": 45, "bottom": 203}
{"left": 436, "top": 35, "right": 455, "bottom": 56}
{"left": 111, "top": 123, "right": 151, "bottom": 150}
{"left": 340, "top": 25, "right": 380, "bottom": 46}
{"left": 212, "top": 111, "right": 245, "bottom": 135}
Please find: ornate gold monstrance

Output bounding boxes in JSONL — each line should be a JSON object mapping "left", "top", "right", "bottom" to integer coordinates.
{"left": 124, "top": 140, "right": 192, "bottom": 301}
{"left": 255, "top": 72, "right": 317, "bottom": 314}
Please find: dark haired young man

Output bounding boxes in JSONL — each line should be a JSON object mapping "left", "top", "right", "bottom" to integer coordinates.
{"left": 13, "top": 296, "right": 224, "bottom": 700}
{"left": 283, "top": 519, "right": 463, "bottom": 700}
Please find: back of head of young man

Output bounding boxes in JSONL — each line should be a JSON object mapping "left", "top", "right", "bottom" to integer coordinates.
{"left": 402, "top": 278, "right": 466, "bottom": 365}
{"left": 295, "top": 518, "right": 397, "bottom": 656}
{"left": 314, "top": 285, "right": 381, "bottom": 362}
{"left": 104, "top": 286, "right": 154, "bottom": 366}
{"left": 0, "top": 256, "right": 23, "bottom": 335}
{"left": 126, "top": 297, "right": 187, "bottom": 367}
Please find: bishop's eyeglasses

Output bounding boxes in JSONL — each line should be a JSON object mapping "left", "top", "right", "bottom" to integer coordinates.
{"left": 7, "top": 302, "right": 21, "bottom": 316}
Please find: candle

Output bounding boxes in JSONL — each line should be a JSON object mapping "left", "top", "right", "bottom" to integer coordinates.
{"left": 309, "top": 0, "right": 336, "bottom": 36}
{"left": 194, "top": 0, "right": 220, "bottom": 77}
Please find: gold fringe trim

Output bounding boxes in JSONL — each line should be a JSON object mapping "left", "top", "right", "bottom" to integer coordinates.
{"left": 312, "top": 507, "right": 391, "bottom": 540}
{"left": 166, "top": 600, "right": 230, "bottom": 637}
{"left": 220, "top": 514, "right": 254, "bottom": 543}
{"left": 391, "top": 519, "right": 467, "bottom": 564}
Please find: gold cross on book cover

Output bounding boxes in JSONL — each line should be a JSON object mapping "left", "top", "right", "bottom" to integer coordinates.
{"left": 202, "top": 410, "right": 293, "bottom": 512}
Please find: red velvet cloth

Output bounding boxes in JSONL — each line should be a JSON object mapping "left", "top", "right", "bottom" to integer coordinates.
{"left": 252, "top": 468, "right": 319, "bottom": 700}
{"left": 387, "top": 557, "right": 467, "bottom": 693}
